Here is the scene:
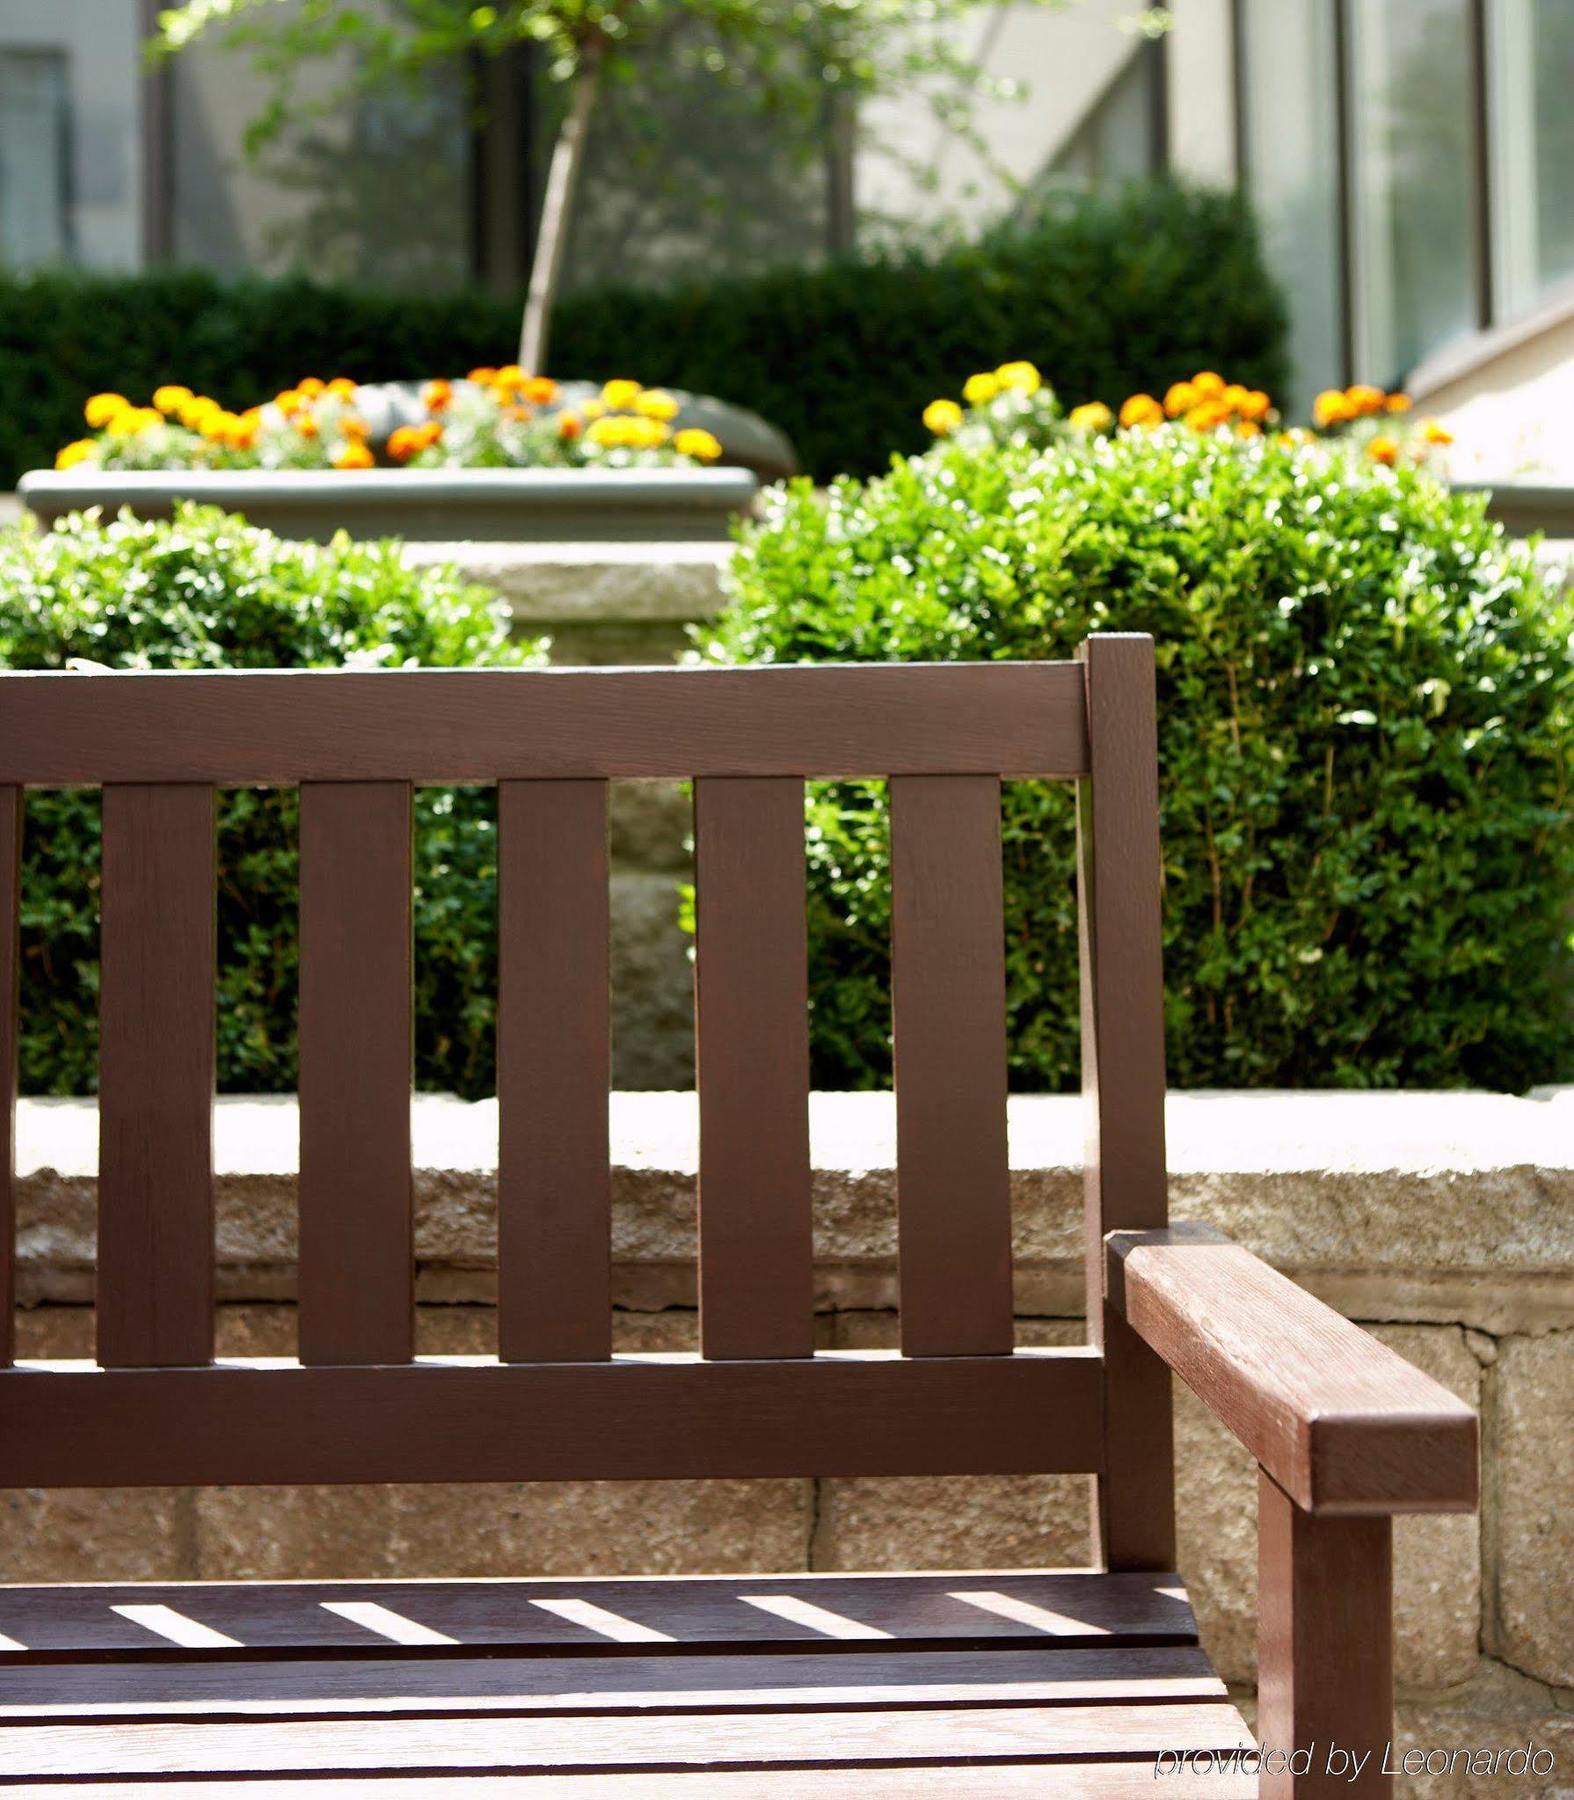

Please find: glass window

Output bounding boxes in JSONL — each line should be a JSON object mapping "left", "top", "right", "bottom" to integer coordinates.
{"left": 1347, "top": 0, "right": 1480, "bottom": 381}
{"left": 0, "top": 49, "right": 72, "bottom": 268}
{"left": 1490, "top": 0, "right": 1574, "bottom": 315}
{"left": 1238, "top": 0, "right": 1343, "bottom": 416}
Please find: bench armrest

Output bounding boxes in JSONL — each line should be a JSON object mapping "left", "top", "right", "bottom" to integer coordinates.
{"left": 1105, "top": 1223, "right": 1478, "bottom": 1515}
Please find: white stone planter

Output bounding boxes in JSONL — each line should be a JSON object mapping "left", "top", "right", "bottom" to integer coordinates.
{"left": 16, "top": 465, "right": 760, "bottom": 544}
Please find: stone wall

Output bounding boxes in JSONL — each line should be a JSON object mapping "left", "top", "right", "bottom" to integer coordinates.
{"left": 11, "top": 1087, "right": 1572, "bottom": 1797}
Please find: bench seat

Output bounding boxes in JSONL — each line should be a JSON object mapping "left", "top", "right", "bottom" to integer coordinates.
{"left": 0, "top": 1569, "right": 1252, "bottom": 1793}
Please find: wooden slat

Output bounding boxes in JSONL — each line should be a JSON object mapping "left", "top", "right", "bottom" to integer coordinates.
{"left": 694, "top": 778, "right": 812, "bottom": 1360}
{"left": 96, "top": 785, "right": 216, "bottom": 1368}
{"left": 889, "top": 776, "right": 1012, "bottom": 1357}
{"left": 0, "top": 788, "right": 17, "bottom": 1369}
{"left": 0, "top": 1350, "right": 1101, "bottom": 1487}
{"left": 0, "top": 1645, "right": 1223, "bottom": 1717}
{"left": 0, "top": 1569, "right": 1195, "bottom": 1658}
{"left": 1257, "top": 1471, "right": 1393, "bottom": 1797}
{"left": 1107, "top": 1224, "right": 1479, "bottom": 1514}
{"left": 0, "top": 663, "right": 1089, "bottom": 787}
{"left": 298, "top": 784, "right": 413, "bottom": 1366}
{"left": 497, "top": 781, "right": 610, "bottom": 1363}
{"left": 1076, "top": 634, "right": 1175, "bottom": 1570}
{"left": 0, "top": 1700, "right": 1252, "bottom": 1779}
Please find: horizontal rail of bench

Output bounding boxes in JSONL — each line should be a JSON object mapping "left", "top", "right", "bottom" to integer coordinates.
{"left": 1106, "top": 1224, "right": 1478, "bottom": 1514}
{"left": 0, "top": 663, "right": 1088, "bottom": 786}
{"left": 0, "top": 1350, "right": 1101, "bottom": 1488}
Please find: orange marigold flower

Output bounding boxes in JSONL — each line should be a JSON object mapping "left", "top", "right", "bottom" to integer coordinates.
{"left": 673, "top": 426, "right": 723, "bottom": 462}
{"left": 1163, "top": 381, "right": 1197, "bottom": 417}
{"left": 332, "top": 441, "right": 374, "bottom": 470}
{"left": 386, "top": 425, "right": 422, "bottom": 462}
{"left": 1184, "top": 400, "right": 1230, "bottom": 432}
{"left": 340, "top": 413, "right": 369, "bottom": 440}
{"left": 1346, "top": 383, "right": 1384, "bottom": 416}
{"left": 1367, "top": 435, "right": 1400, "bottom": 465}
{"left": 422, "top": 379, "right": 453, "bottom": 413}
{"left": 1119, "top": 392, "right": 1163, "bottom": 429}
{"left": 1240, "top": 389, "right": 1272, "bottom": 421}
{"left": 467, "top": 366, "right": 498, "bottom": 384}
{"left": 275, "top": 389, "right": 304, "bottom": 418}
{"left": 326, "top": 377, "right": 357, "bottom": 402}
{"left": 296, "top": 415, "right": 320, "bottom": 440}
{"left": 1384, "top": 392, "right": 1412, "bottom": 414}
{"left": 1422, "top": 420, "right": 1454, "bottom": 445}
{"left": 417, "top": 421, "right": 443, "bottom": 451}
{"left": 298, "top": 377, "right": 326, "bottom": 399}
{"left": 525, "top": 376, "right": 559, "bottom": 405}
{"left": 557, "top": 411, "right": 584, "bottom": 441}
{"left": 1312, "top": 388, "right": 1349, "bottom": 427}
{"left": 1191, "top": 371, "right": 1225, "bottom": 397}
{"left": 1236, "top": 420, "right": 1262, "bottom": 439}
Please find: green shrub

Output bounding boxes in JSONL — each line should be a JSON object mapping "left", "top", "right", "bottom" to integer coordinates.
{"left": 715, "top": 429, "right": 1574, "bottom": 1093}
{"left": 0, "top": 504, "right": 535, "bottom": 1097}
{"left": 1, "top": 184, "right": 1285, "bottom": 487}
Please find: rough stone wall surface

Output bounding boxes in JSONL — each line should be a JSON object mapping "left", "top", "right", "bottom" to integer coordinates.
{"left": 9, "top": 1087, "right": 1572, "bottom": 1797}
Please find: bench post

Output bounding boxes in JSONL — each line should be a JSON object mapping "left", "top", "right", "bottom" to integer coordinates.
{"left": 1257, "top": 1471, "right": 1394, "bottom": 1796}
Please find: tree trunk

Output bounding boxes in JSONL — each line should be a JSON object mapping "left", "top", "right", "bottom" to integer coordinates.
{"left": 517, "top": 39, "right": 604, "bottom": 374}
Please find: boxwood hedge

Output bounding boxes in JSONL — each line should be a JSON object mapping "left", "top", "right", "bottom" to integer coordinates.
{"left": 714, "top": 429, "right": 1574, "bottom": 1092}
{"left": 1, "top": 504, "right": 534, "bottom": 1097}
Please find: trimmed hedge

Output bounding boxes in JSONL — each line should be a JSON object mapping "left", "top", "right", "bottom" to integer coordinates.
{"left": 714, "top": 428, "right": 1574, "bottom": 1094}
{"left": 1, "top": 504, "right": 535, "bottom": 1098}
{"left": 1, "top": 184, "right": 1285, "bottom": 487}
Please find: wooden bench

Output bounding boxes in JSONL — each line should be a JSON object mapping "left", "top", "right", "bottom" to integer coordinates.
{"left": 0, "top": 635, "right": 1476, "bottom": 1794}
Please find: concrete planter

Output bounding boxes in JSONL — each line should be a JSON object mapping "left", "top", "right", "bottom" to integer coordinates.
{"left": 16, "top": 465, "right": 760, "bottom": 544}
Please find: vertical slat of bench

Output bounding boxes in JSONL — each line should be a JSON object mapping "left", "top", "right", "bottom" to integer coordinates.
{"left": 889, "top": 775, "right": 1013, "bottom": 1358}
{"left": 1078, "top": 635, "right": 1175, "bottom": 1569}
{"left": 0, "top": 788, "right": 18, "bottom": 1367}
{"left": 693, "top": 778, "right": 813, "bottom": 1361}
{"left": 97, "top": 785, "right": 216, "bottom": 1368}
{"left": 497, "top": 779, "right": 611, "bottom": 1363}
{"left": 298, "top": 782, "right": 413, "bottom": 1366}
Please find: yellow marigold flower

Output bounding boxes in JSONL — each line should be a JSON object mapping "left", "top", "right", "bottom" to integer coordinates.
{"left": 326, "top": 377, "right": 357, "bottom": 402}
{"left": 1068, "top": 401, "right": 1112, "bottom": 431}
{"left": 962, "top": 371, "right": 999, "bottom": 407}
{"left": 1240, "top": 389, "right": 1272, "bottom": 421}
{"left": 1236, "top": 420, "right": 1262, "bottom": 439}
{"left": 674, "top": 427, "right": 723, "bottom": 463}
{"left": 296, "top": 415, "right": 320, "bottom": 441}
{"left": 332, "top": 441, "right": 375, "bottom": 470}
{"left": 1346, "top": 383, "right": 1384, "bottom": 416}
{"left": 1222, "top": 383, "right": 1250, "bottom": 412}
{"left": 558, "top": 411, "right": 584, "bottom": 441}
{"left": 1422, "top": 420, "right": 1454, "bottom": 445}
{"left": 202, "top": 410, "right": 239, "bottom": 443}
{"left": 1367, "top": 435, "right": 1400, "bottom": 465}
{"left": 635, "top": 388, "right": 680, "bottom": 422}
{"left": 107, "top": 406, "right": 161, "bottom": 439}
{"left": 493, "top": 364, "right": 525, "bottom": 389}
{"left": 1191, "top": 371, "right": 1225, "bottom": 397}
{"left": 923, "top": 398, "right": 964, "bottom": 435}
{"left": 586, "top": 416, "right": 624, "bottom": 448}
{"left": 1385, "top": 393, "right": 1412, "bottom": 413}
{"left": 153, "top": 384, "right": 192, "bottom": 415}
{"left": 466, "top": 366, "right": 498, "bottom": 385}
{"left": 1184, "top": 400, "right": 1230, "bottom": 432}
{"left": 182, "top": 397, "right": 221, "bottom": 433}
{"left": 84, "top": 392, "right": 128, "bottom": 429}
{"left": 526, "top": 376, "right": 560, "bottom": 405}
{"left": 994, "top": 360, "right": 1041, "bottom": 394}
{"left": 55, "top": 438, "right": 96, "bottom": 471}
{"left": 1312, "top": 388, "right": 1349, "bottom": 427}
{"left": 422, "top": 379, "right": 452, "bottom": 413}
{"left": 1119, "top": 392, "right": 1163, "bottom": 429}
{"left": 298, "top": 377, "right": 326, "bottom": 399}
{"left": 1163, "top": 381, "right": 1197, "bottom": 417}
{"left": 601, "top": 378, "right": 642, "bottom": 411}
{"left": 228, "top": 411, "right": 261, "bottom": 451}
{"left": 340, "top": 413, "right": 369, "bottom": 440}
{"left": 274, "top": 389, "right": 304, "bottom": 418}
{"left": 580, "top": 398, "right": 606, "bottom": 421}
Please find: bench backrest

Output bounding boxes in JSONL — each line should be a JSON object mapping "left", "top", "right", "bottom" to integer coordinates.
{"left": 0, "top": 637, "right": 1171, "bottom": 1566}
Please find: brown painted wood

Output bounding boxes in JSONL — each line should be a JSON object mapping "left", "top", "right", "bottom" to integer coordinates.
{"left": 497, "top": 780, "right": 610, "bottom": 1364}
{"left": 298, "top": 783, "right": 413, "bottom": 1367}
{"left": 694, "top": 778, "right": 813, "bottom": 1360}
{"left": 0, "top": 663, "right": 1089, "bottom": 787}
{"left": 1258, "top": 1471, "right": 1394, "bottom": 1796}
{"left": 0, "top": 787, "right": 17, "bottom": 1369}
{"left": 0, "top": 1645, "right": 1223, "bottom": 1718}
{"left": 96, "top": 785, "right": 216, "bottom": 1368}
{"left": 0, "top": 1699, "right": 1252, "bottom": 1779}
{"left": 0, "top": 1349, "right": 1101, "bottom": 1487}
{"left": 889, "top": 776, "right": 1013, "bottom": 1358}
{"left": 1076, "top": 634, "right": 1175, "bottom": 1571}
{"left": 1107, "top": 1224, "right": 1479, "bottom": 1514}
{"left": 0, "top": 1765, "right": 1255, "bottom": 1799}
{"left": 0, "top": 1569, "right": 1196, "bottom": 1658}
